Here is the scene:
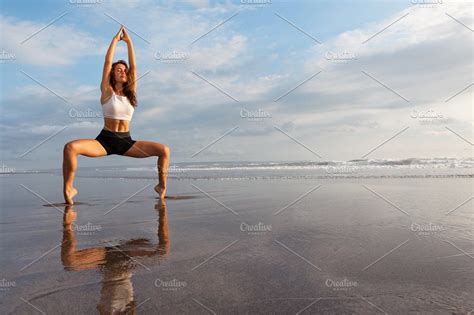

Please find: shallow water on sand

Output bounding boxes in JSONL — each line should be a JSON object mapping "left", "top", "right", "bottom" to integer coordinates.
{"left": 0, "top": 174, "right": 472, "bottom": 314}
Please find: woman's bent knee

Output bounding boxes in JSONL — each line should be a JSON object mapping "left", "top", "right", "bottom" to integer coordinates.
{"left": 163, "top": 145, "right": 171, "bottom": 158}
{"left": 157, "top": 144, "right": 170, "bottom": 158}
{"left": 64, "top": 141, "right": 77, "bottom": 154}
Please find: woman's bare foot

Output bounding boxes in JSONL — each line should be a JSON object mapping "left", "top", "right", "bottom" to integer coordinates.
{"left": 64, "top": 187, "right": 78, "bottom": 204}
{"left": 154, "top": 184, "right": 166, "bottom": 199}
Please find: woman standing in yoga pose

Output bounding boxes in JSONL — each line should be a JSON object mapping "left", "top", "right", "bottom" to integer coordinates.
{"left": 63, "top": 25, "right": 170, "bottom": 204}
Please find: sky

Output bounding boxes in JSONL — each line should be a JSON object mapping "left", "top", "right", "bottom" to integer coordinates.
{"left": 0, "top": 0, "right": 472, "bottom": 170}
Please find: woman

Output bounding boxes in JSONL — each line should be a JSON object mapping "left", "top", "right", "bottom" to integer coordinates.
{"left": 63, "top": 25, "right": 170, "bottom": 204}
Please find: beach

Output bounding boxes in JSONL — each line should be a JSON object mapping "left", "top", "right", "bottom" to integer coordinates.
{"left": 2, "top": 0, "right": 473, "bottom": 313}
{"left": 0, "top": 161, "right": 473, "bottom": 314}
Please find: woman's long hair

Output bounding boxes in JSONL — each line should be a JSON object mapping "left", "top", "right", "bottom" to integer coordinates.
{"left": 109, "top": 60, "right": 138, "bottom": 107}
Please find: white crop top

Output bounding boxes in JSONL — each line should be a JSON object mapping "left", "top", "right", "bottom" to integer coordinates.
{"left": 101, "top": 90, "right": 135, "bottom": 121}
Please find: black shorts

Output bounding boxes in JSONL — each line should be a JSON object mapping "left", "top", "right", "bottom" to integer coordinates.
{"left": 95, "top": 129, "right": 137, "bottom": 155}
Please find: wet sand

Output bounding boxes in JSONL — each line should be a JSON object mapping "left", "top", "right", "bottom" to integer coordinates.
{"left": 0, "top": 174, "right": 473, "bottom": 314}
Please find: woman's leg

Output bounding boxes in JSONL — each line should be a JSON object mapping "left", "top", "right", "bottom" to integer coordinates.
{"left": 63, "top": 139, "right": 107, "bottom": 204}
{"left": 123, "top": 141, "right": 170, "bottom": 199}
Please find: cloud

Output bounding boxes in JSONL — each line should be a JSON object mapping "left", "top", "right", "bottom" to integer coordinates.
{"left": 0, "top": 14, "right": 102, "bottom": 66}
{"left": 189, "top": 34, "right": 247, "bottom": 71}
{"left": 273, "top": 2, "right": 473, "bottom": 134}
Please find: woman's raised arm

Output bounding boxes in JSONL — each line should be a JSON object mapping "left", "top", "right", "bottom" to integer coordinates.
{"left": 100, "top": 25, "right": 124, "bottom": 94}
{"left": 122, "top": 28, "right": 137, "bottom": 93}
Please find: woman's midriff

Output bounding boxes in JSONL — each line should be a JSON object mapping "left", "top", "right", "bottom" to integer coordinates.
{"left": 103, "top": 118, "right": 130, "bottom": 132}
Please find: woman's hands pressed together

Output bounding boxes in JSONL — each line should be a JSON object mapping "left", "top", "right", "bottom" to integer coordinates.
{"left": 113, "top": 25, "right": 124, "bottom": 42}
{"left": 122, "top": 28, "right": 132, "bottom": 44}
{"left": 113, "top": 25, "right": 132, "bottom": 44}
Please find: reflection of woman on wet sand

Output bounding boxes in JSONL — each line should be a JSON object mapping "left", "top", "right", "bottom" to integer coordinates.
{"left": 61, "top": 201, "right": 169, "bottom": 315}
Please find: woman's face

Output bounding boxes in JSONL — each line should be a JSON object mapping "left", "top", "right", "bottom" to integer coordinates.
{"left": 113, "top": 64, "right": 128, "bottom": 83}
